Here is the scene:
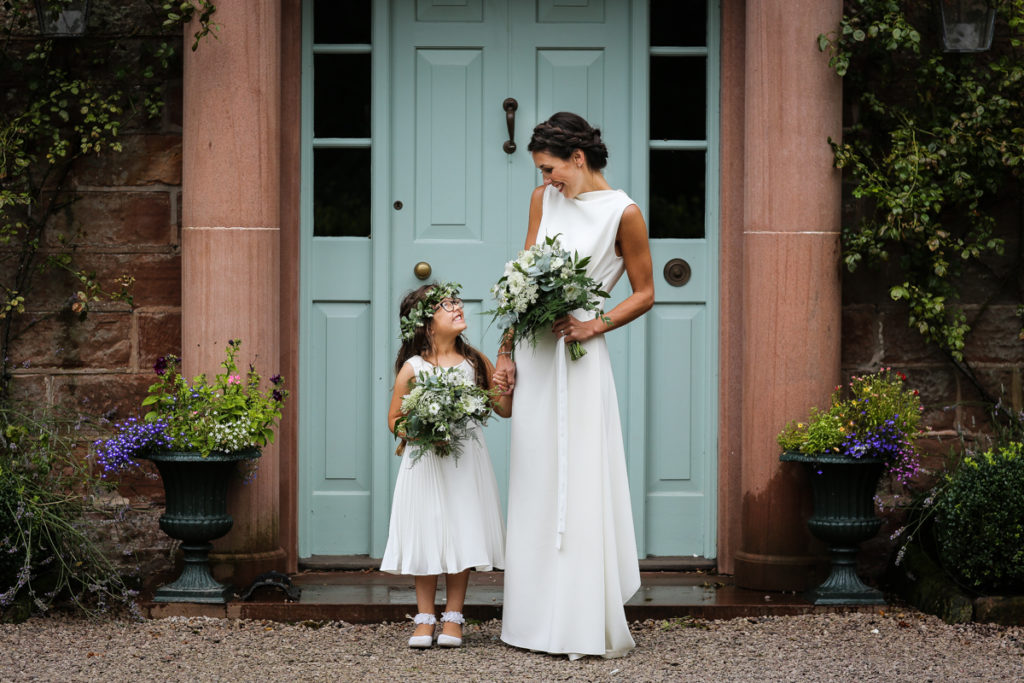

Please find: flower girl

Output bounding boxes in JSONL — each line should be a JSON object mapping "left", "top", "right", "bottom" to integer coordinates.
{"left": 380, "top": 283, "right": 512, "bottom": 648}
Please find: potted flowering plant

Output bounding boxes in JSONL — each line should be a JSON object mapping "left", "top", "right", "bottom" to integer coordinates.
{"left": 94, "top": 339, "right": 287, "bottom": 604}
{"left": 777, "top": 368, "right": 923, "bottom": 605}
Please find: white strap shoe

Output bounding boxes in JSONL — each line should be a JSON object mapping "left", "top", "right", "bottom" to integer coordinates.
{"left": 408, "top": 613, "right": 436, "bottom": 648}
{"left": 437, "top": 610, "right": 465, "bottom": 648}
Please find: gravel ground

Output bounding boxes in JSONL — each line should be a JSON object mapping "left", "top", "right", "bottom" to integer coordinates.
{"left": 1, "top": 610, "right": 1022, "bottom": 681}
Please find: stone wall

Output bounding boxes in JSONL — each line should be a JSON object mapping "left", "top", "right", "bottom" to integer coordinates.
{"left": 841, "top": 195, "right": 1024, "bottom": 580}
{"left": 2, "top": 7, "right": 185, "bottom": 569}
{"left": 10, "top": 126, "right": 182, "bottom": 496}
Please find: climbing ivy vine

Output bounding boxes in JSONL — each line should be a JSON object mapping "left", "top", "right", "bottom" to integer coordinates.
{"left": 820, "top": 0, "right": 1024, "bottom": 369}
{"left": 0, "top": 0, "right": 215, "bottom": 396}
{"left": 0, "top": 0, "right": 217, "bottom": 621}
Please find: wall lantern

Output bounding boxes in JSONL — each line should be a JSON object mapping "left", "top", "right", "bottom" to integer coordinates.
{"left": 35, "top": 0, "right": 90, "bottom": 37}
{"left": 938, "top": 0, "right": 995, "bottom": 52}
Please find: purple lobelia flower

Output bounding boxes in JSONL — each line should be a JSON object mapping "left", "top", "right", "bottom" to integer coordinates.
{"left": 92, "top": 417, "right": 172, "bottom": 477}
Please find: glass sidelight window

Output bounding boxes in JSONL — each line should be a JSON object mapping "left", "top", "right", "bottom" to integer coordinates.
{"left": 312, "top": 1, "right": 372, "bottom": 237}
{"left": 648, "top": 0, "right": 708, "bottom": 240}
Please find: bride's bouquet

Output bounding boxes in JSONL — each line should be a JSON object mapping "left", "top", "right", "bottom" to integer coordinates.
{"left": 395, "top": 367, "right": 494, "bottom": 460}
{"left": 489, "top": 235, "right": 609, "bottom": 361}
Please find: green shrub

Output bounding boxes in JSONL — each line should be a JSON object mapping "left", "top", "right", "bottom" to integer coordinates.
{"left": 933, "top": 442, "right": 1024, "bottom": 593}
{"left": 0, "top": 405, "right": 137, "bottom": 621}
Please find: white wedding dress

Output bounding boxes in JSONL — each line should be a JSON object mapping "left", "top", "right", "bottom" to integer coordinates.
{"left": 380, "top": 355, "right": 505, "bottom": 576}
{"left": 501, "top": 185, "right": 641, "bottom": 659}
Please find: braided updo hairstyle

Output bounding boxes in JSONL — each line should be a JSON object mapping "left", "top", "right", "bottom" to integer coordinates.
{"left": 527, "top": 112, "right": 608, "bottom": 171}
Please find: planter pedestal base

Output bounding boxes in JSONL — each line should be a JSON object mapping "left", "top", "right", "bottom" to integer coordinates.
{"left": 781, "top": 452, "right": 887, "bottom": 606}
{"left": 805, "top": 547, "right": 885, "bottom": 605}
{"left": 143, "top": 450, "right": 259, "bottom": 604}
{"left": 153, "top": 542, "right": 234, "bottom": 604}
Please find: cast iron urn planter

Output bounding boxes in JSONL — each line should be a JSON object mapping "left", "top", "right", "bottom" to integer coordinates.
{"left": 781, "top": 451, "right": 887, "bottom": 605}
{"left": 142, "top": 449, "right": 259, "bottom": 603}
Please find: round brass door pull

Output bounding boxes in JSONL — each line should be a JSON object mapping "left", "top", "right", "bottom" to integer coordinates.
{"left": 413, "top": 261, "right": 432, "bottom": 280}
{"left": 663, "top": 258, "right": 691, "bottom": 287}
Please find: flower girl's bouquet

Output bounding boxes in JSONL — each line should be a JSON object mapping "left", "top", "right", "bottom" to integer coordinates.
{"left": 395, "top": 366, "right": 494, "bottom": 460}
{"left": 489, "top": 235, "right": 610, "bottom": 361}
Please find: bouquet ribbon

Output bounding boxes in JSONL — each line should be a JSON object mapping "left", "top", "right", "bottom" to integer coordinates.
{"left": 555, "top": 336, "right": 569, "bottom": 550}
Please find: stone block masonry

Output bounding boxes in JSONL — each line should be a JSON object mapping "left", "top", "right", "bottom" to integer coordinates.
{"left": 9, "top": 125, "right": 183, "bottom": 424}
{"left": 840, "top": 220, "right": 1024, "bottom": 583}
{"left": 2, "top": 38, "right": 186, "bottom": 576}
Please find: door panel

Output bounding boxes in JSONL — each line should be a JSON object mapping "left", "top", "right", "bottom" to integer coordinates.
{"left": 416, "top": 0, "right": 482, "bottom": 22}
{"left": 414, "top": 49, "right": 484, "bottom": 239}
{"left": 304, "top": 302, "right": 373, "bottom": 553}
{"left": 644, "top": 302, "right": 708, "bottom": 555}
{"left": 392, "top": 1, "right": 509, "bottom": 296}
{"left": 537, "top": 0, "right": 606, "bottom": 23}
{"left": 536, "top": 50, "right": 606, "bottom": 119}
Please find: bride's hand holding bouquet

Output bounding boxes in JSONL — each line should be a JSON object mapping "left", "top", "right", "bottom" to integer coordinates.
{"left": 488, "top": 234, "right": 609, "bottom": 361}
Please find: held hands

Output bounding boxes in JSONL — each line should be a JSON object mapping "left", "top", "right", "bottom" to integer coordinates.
{"left": 490, "top": 359, "right": 515, "bottom": 418}
{"left": 492, "top": 367, "right": 514, "bottom": 395}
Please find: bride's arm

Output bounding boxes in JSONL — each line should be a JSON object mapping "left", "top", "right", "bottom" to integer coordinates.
{"left": 522, "top": 185, "right": 545, "bottom": 249}
{"left": 552, "top": 205, "right": 654, "bottom": 343}
{"left": 601, "top": 205, "right": 655, "bottom": 330}
{"left": 496, "top": 185, "right": 547, "bottom": 386}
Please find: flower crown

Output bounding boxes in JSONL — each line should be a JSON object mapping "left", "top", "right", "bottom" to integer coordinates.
{"left": 400, "top": 282, "right": 462, "bottom": 341}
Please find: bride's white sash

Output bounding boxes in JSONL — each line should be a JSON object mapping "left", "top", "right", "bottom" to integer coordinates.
{"left": 555, "top": 336, "right": 569, "bottom": 550}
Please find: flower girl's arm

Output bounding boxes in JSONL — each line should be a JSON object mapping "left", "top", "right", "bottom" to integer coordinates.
{"left": 388, "top": 363, "right": 416, "bottom": 437}
{"left": 483, "top": 355, "right": 513, "bottom": 418}
{"left": 495, "top": 329, "right": 517, "bottom": 390}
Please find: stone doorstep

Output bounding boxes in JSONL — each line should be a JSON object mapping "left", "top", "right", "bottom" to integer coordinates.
{"left": 138, "top": 571, "right": 885, "bottom": 623}
{"left": 299, "top": 556, "right": 719, "bottom": 572}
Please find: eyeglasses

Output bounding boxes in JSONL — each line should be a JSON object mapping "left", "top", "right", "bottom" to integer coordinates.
{"left": 434, "top": 297, "right": 464, "bottom": 312}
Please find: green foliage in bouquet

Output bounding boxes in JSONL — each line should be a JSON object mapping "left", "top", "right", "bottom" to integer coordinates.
{"left": 488, "top": 234, "right": 610, "bottom": 361}
{"left": 394, "top": 366, "right": 494, "bottom": 461}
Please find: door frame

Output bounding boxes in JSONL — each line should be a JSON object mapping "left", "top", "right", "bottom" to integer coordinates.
{"left": 295, "top": 0, "right": 722, "bottom": 561}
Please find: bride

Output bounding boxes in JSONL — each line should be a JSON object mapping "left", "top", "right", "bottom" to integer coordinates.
{"left": 495, "top": 112, "right": 654, "bottom": 659}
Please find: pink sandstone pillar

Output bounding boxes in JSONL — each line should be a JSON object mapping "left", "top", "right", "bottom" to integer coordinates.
{"left": 180, "top": 0, "right": 285, "bottom": 585}
{"left": 733, "top": 0, "right": 844, "bottom": 590}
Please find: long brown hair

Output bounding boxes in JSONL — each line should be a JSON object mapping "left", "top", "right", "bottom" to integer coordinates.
{"left": 394, "top": 284, "right": 490, "bottom": 391}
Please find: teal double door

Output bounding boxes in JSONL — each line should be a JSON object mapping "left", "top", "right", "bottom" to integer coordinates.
{"left": 300, "top": 0, "right": 718, "bottom": 560}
